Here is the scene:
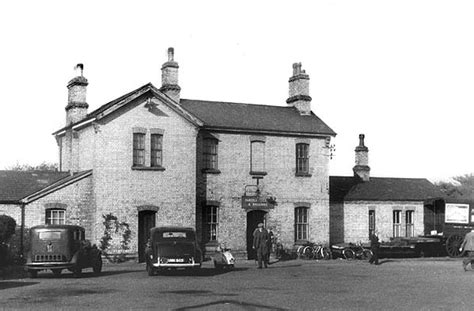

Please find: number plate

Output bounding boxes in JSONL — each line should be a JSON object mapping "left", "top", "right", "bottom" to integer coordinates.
{"left": 168, "top": 258, "right": 184, "bottom": 263}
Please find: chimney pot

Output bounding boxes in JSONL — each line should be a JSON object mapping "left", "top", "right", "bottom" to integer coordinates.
{"left": 168, "top": 47, "right": 174, "bottom": 62}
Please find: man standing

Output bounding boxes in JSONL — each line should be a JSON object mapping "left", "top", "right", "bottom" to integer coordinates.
{"left": 460, "top": 229, "right": 474, "bottom": 271}
{"left": 253, "top": 223, "right": 269, "bottom": 269}
{"left": 368, "top": 231, "right": 380, "bottom": 265}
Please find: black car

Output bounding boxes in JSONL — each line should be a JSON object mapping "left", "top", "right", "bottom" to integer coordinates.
{"left": 145, "top": 226, "right": 202, "bottom": 276}
{"left": 24, "top": 225, "right": 102, "bottom": 278}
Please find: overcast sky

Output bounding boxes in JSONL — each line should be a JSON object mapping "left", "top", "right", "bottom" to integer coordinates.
{"left": 0, "top": 0, "right": 473, "bottom": 182}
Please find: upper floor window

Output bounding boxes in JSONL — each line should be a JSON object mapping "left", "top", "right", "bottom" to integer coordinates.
{"left": 46, "top": 209, "right": 65, "bottom": 225}
{"left": 133, "top": 133, "right": 145, "bottom": 167}
{"left": 296, "top": 143, "right": 309, "bottom": 175}
{"left": 203, "top": 138, "right": 218, "bottom": 170}
{"left": 251, "top": 140, "right": 265, "bottom": 174}
{"left": 295, "top": 207, "right": 309, "bottom": 241}
{"left": 151, "top": 133, "right": 163, "bottom": 167}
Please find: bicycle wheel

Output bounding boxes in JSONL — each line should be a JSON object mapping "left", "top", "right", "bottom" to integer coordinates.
{"left": 342, "top": 248, "right": 355, "bottom": 260}
{"left": 321, "top": 247, "right": 331, "bottom": 260}
{"left": 313, "top": 245, "right": 322, "bottom": 259}
{"left": 296, "top": 245, "right": 305, "bottom": 258}
{"left": 302, "top": 246, "right": 313, "bottom": 259}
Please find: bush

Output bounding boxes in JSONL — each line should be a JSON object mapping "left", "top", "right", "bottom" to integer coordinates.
{"left": 0, "top": 215, "right": 16, "bottom": 244}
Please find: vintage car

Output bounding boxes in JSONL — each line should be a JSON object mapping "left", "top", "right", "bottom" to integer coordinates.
{"left": 145, "top": 226, "right": 202, "bottom": 276}
{"left": 24, "top": 225, "right": 102, "bottom": 278}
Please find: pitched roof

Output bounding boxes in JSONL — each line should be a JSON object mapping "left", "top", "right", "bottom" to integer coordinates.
{"left": 330, "top": 176, "right": 445, "bottom": 202}
{"left": 53, "top": 83, "right": 336, "bottom": 137}
{"left": 180, "top": 99, "right": 336, "bottom": 136}
{"left": 0, "top": 171, "right": 70, "bottom": 203}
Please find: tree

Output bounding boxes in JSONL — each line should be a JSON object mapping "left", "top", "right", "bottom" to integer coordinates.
{"left": 0, "top": 215, "right": 16, "bottom": 244}
{"left": 435, "top": 173, "right": 474, "bottom": 201}
{"left": 5, "top": 162, "right": 58, "bottom": 171}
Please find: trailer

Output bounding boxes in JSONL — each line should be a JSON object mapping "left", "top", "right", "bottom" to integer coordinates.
{"left": 424, "top": 201, "right": 473, "bottom": 257}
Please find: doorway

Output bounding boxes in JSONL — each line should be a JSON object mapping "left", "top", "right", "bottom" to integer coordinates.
{"left": 246, "top": 210, "right": 267, "bottom": 260}
{"left": 138, "top": 210, "right": 156, "bottom": 262}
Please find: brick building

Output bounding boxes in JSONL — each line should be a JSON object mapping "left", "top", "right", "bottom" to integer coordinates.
{"left": 329, "top": 134, "right": 445, "bottom": 244}
{"left": 0, "top": 48, "right": 336, "bottom": 260}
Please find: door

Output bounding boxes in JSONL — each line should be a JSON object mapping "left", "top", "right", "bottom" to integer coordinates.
{"left": 246, "top": 210, "right": 267, "bottom": 260}
{"left": 138, "top": 211, "right": 156, "bottom": 262}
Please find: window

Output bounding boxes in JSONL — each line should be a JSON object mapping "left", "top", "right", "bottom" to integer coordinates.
{"left": 150, "top": 134, "right": 163, "bottom": 167}
{"left": 296, "top": 143, "right": 309, "bottom": 175}
{"left": 46, "top": 209, "right": 65, "bottom": 225}
{"left": 295, "top": 207, "right": 309, "bottom": 241}
{"left": 133, "top": 133, "right": 145, "bottom": 167}
{"left": 203, "top": 138, "right": 218, "bottom": 170}
{"left": 406, "top": 210, "right": 414, "bottom": 237}
{"left": 393, "top": 210, "right": 401, "bottom": 237}
{"left": 369, "top": 210, "right": 376, "bottom": 237}
{"left": 203, "top": 205, "right": 219, "bottom": 242}
{"left": 251, "top": 140, "right": 265, "bottom": 173}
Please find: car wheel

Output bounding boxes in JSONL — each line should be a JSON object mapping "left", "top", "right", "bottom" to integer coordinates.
{"left": 146, "top": 263, "right": 155, "bottom": 276}
{"left": 73, "top": 268, "right": 82, "bottom": 278}
{"left": 93, "top": 256, "right": 103, "bottom": 274}
{"left": 28, "top": 270, "right": 38, "bottom": 279}
{"left": 52, "top": 269, "right": 62, "bottom": 276}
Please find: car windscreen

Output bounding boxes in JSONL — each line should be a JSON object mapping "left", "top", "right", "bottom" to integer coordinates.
{"left": 153, "top": 231, "right": 195, "bottom": 241}
{"left": 38, "top": 231, "right": 62, "bottom": 240}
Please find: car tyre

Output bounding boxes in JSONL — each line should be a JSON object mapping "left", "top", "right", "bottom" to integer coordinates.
{"left": 52, "top": 269, "right": 62, "bottom": 276}
{"left": 147, "top": 262, "right": 155, "bottom": 276}
{"left": 73, "top": 268, "right": 82, "bottom": 278}
{"left": 93, "top": 256, "right": 103, "bottom": 274}
{"left": 28, "top": 270, "right": 38, "bottom": 279}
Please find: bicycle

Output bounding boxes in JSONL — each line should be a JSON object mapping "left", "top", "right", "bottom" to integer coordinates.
{"left": 312, "top": 244, "right": 332, "bottom": 260}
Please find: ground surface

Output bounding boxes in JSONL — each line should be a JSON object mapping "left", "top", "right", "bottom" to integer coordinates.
{"left": 1, "top": 257, "right": 473, "bottom": 310}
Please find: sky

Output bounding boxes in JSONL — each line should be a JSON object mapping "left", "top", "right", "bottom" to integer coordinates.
{"left": 0, "top": 0, "right": 473, "bottom": 182}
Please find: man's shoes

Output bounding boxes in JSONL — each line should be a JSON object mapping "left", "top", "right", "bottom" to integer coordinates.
{"left": 257, "top": 266, "right": 262, "bottom": 269}
{"left": 463, "top": 263, "right": 468, "bottom": 272}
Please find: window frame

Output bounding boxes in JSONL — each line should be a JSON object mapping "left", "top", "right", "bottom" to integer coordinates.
{"left": 203, "top": 138, "right": 219, "bottom": 171}
{"left": 150, "top": 133, "right": 163, "bottom": 167}
{"left": 203, "top": 205, "right": 219, "bottom": 243}
{"left": 132, "top": 132, "right": 146, "bottom": 167}
{"left": 405, "top": 210, "right": 414, "bottom": 238}
{"left": 368, "top": 210, "right": 376, "bottom": 237}
{"left": 393, "top": 210, "right": 401, "bottom": 238}
{"left": 46, "top": 209, "right": 66, "bottom": 225}
{"left": 295, "top": 143, "right": 310, "bottom": 176}
{"left": 250, "top": 140, "right": 266, "bottom": 175}
{"left": 295, "top": 207, "right": 309, "bottom": 241}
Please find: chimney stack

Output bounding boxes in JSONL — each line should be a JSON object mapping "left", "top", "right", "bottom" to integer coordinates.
{"left": 160, "top": 47, "right": 181, "bottom": 103}
{"left": 286, "top": 62, "right": 312, "bottom": 115}
{"left": 66, "top": 64, "right": 89, "bottom": 125}
{"left": 353, "top": 134, "right": 370, "bottom": 181}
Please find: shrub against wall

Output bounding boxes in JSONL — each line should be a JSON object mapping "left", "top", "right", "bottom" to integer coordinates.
{"left": 99, "top": 213, "right": 132, "bottom": 262}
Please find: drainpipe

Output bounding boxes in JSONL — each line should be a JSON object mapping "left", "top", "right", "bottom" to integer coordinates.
{"left": 20, "top": 203, "right": 25, "bottom": 261}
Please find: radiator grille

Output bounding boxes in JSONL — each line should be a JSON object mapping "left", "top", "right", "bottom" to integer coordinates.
{"left": 34, "top": 254, "right": 66, "bottom": 262}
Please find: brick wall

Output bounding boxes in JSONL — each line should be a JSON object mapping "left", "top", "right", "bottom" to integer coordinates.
{"left": 343, "top": 200, "right": 424, "bottom": 243}
{"left": 197, "top": 132, "right": 331, "bottom": 253}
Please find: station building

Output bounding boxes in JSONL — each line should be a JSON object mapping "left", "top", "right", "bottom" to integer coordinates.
{"left": 0, "top": 48, "right": 336, "bottom": 260}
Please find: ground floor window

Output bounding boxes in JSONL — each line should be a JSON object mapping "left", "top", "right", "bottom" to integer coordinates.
{"left": 46, "top": 209, "right": 65, "bottom": 225}
{"left": 295, "top": 207, "right": 309, "bottom": 241}
{"left": 406, "top": 210, "right": 414, "bottom": 237}
{"left": 393, "top": 210, "right": 401, "bottom": 237}
{"left": 203, "top": 205, "right": 219, "bottom": 242}
{"left": 369, "top": 210, "right": 376, "bottom": 237}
